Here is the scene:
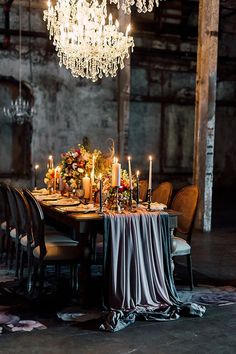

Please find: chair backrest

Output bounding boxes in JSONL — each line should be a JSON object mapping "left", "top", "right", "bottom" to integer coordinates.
{"left": 139, "top": 180, "right": 148, "bottom": 202}
{"left": 0, "top": 183, "right": 7, "bottom": 222}
{"left": 11, "top": 188, "right": 32, "bottom": 239}
{"left": 171, "top": 185, "right": 199, "bottom": 244}
{"left": 152, "top": 182, "right": 173, "bottom": 207}
{"left": 5, "top": 185, "right": 18, "bottom": 230}
{"left": 23, "top": 190, "right": 46, "bottom": 259}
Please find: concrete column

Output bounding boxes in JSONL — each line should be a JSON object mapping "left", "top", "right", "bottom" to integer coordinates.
{"left": 193, "top": 0, "right": 220, "bottom": 232}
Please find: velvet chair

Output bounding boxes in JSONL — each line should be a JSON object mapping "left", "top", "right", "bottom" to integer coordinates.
{"left": 152, "top": 182, "right": 173, "bottom": 208}
{"left": 23, "top": 190, "right": 81, "bottom": 294}
{"left": 170, "top": 185, "right": 199, "bottom": 290}
{"left": 139, "top": 179, "right": 148, "bottom": 202}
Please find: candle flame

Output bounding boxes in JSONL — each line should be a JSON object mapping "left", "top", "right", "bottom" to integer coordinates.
{"left": 149, "top": 155, "right": 152, "bottom": 161}
{"left": 99, "top": 173, "right": 102, "bottom": 179}
{"left": 136, "top": 170, "right": 140, "bottom": 177}
{"left": 49, "top": 155, "right": 53, "bottom": 160}
{"left": 35, "top": 164, "right": 39, "bottom": 170}
{"left": 128, "top": 156, "right": 131, "bottom": 161}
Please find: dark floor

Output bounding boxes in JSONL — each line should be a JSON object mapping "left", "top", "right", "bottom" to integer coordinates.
{"left": 0, "top": 198, "right": 235, "bottom": 354}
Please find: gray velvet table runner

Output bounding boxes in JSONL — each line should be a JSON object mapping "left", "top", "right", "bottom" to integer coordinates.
{"left": 100, "top": 211, "right": 206, "bottom": 332}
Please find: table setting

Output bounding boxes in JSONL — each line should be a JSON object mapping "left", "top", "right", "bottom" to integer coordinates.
{"left": 31, "top": 143, "right": 206, "bottom": 332}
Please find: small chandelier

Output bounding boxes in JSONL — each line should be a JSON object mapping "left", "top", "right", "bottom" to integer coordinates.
{"left": 43, "top": 0, "right": 134, "bottom": 82}
{"left": 110, "top": 0, "right": 166, "bottom": 14}
{"left": 3, "top": 0, "right": 35, "bottom": 125}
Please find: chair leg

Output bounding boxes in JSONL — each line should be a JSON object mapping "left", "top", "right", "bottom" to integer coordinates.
{"left": 70, "top": 264, "right": 75, "bottom": 291}
{"left": 27, "top": 254, "right": 34, "bottom": 294}
{"left": 9, "top": 238, "right": 15, "bottom": 269}
{"left": 38, "top": 264, "right": 45, "bottom": 294}
{"left": 19, "top": 248, "right": 25, "bottom": 280}
{"left": 187, "top": 254, "right": 194, "bottom": 290}
{"left": 74, "top": 264, "right": 79, "bottom": 292}
{"left": 15, "top": 241, "right": 20, "bottom": 278}
{"left": 5, "top": 233, "right": 10, "bottom": 265}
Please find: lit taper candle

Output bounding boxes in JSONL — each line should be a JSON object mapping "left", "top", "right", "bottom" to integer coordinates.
{"left": 128, "top": 156, "right": 133, "bottom": 190}
{"left": 34, "top": 164, "right": 39, "bottom": 190}
{"left": 47, "top": 155, "right": 54, "bottom": 169}
{"left": 148, "top": 156, "right": 152, "bottom": 190}
{"left": 136, "top": 170, "right": 140, "bottom": 205}
{"left": 99, "top": 173, "right": 103, "bottom": 212}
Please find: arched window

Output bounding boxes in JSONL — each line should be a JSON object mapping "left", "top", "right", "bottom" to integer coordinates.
{"left": 0, "top": 76, "right": 33, "bottom": 178}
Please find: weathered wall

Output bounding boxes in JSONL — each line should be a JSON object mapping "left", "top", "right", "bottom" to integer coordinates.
{"left": 0, "top": 0, "right": 235, "bottom": 191}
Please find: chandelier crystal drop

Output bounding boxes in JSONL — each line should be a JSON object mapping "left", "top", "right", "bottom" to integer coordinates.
{"left": 43, "top": 0, "right": 134, "bottom": 82}
{"left": 110, "top": 0, "right": 165, "bottom": 14}
{"left": 3, "top": 0, "right": 35, "bottom": 125}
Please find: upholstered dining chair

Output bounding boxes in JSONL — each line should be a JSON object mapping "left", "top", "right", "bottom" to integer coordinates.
{"left": 0, "top": 185, "right": 18, "bottom": 267}
{"left": 170, "top": 185, "right": 199, "bottom": 290}
{"left": 139, "top": 179, "right": 148, "bottom": 202}
{"left": 0, "top": 183, "right": 8, "bottom": 261}
{"left": 152, "top": 182, "right": 173, "bottom": 207}
{"left": 23, "top": 190, "right": 81, "bottom": 294}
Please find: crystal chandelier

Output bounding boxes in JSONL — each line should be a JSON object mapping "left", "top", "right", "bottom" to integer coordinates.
{"left": 43, "top": 0, "right": 134, "bottom": 82}
{"left": 3, "top": 0, "right": 35, "bottom": 125}
{"left": 110, "top": 0, "right": 166, "bottom": 14}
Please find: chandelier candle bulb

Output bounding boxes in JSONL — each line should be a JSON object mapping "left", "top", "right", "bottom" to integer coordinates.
{"left": 128, "top": 156, "right": 133, "bottom": 190}
{"left": 34, "top": 164, "right": 39, "bottom": 190}
{"left": 83, "top": 174, "right": 91, "bottom": 199}
{"left": 112, "top": 158, "right": 121, "bottom": 187}
{"left": 148, "top": 156, "right": 152, "bottom": 190}
{"left": 126, "top": 24, "right": 131, "bottom": 37}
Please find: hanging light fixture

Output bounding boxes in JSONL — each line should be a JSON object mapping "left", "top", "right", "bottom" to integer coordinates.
{"left": 110, "top": 0, "right": 166, "bottom": 14}
{"left": 43, "top": 0, "right": 134, "bottom": 82}
{"left": 3, "top": 0, "right": 35, "bottom": 125}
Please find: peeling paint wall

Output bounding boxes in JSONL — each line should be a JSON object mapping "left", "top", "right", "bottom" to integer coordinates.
{"left": 0, "top": 1, "right": 235, "bottom": 191}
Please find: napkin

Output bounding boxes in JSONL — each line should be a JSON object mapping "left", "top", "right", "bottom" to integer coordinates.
{"left": 140, "top": 202, "right": 167, "bottom": 211}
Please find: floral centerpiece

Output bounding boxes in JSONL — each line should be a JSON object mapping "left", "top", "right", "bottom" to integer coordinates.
{"left": 59, "top": 145, "right": 104, "bottom": 189}
{"left": 102, "top": 168, "right": 136, "bottom": 207}
{"left": 44, "top": 168, "right": 55, "bottom": 186}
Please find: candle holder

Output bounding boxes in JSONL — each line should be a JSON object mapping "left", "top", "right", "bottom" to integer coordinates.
{"left": 97, "top": 178, "right": 104, "bottom": 214}
{"left": 129, "top": 188, "right": 135, "bottom": 212}
{"left": 136, "top": 177, "right": 139, "bottom": 207}
{"left": 111, "top": 187, "right": 121, "bottom": 213}
{"left": 147, "top": 188, "right": 152, "bottom": 211}
{"left": 89, "top": 184, "right": 96, "bottom": 205}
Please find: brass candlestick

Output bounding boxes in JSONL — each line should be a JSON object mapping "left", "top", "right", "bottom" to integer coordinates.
{"left": 98, "top": 178, "right": 104, "bottom": 214}
{"left": 147, "top": 188, "right": 152, "bottom": 211}
{"left": 111, "top": 187, "right": 121, "bottom": 213}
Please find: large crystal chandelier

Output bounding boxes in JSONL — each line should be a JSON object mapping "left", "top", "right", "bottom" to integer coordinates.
{"left": 43, "top": 0, "right": 134, "bottom": 82}
{"left": 110, "top": 0, "right": 166, "bottom": 14}
{"left": 3, "top": 0, "right": 35, "bottom": 125}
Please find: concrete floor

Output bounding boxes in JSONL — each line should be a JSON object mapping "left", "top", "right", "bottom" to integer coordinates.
{"left": 0, "top": 198, "right": 235, "bottom": 354}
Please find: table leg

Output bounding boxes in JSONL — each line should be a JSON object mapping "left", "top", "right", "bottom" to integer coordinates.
{"left": 170, "top": 227, "right": 177, "bottom": 272}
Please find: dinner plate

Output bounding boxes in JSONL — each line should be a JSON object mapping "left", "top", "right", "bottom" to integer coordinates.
{"left": 35, "top": 195, "right": 61, "bottom": 201}
{"left": 48, "top": 199, "right": 81, "bottom": 206}
{"left": 140, "top": 202, "right": 167, "bottom": 211}
{"left": 58, "top": 205, "right": 97, "bottom": 213}
{"left": 32, "top": 188, "right": 48, "bottom": 195}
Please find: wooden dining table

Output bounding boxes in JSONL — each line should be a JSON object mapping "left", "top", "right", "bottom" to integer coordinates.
{"left": 35, "top": 195, "right": 206, "bottom": 332}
